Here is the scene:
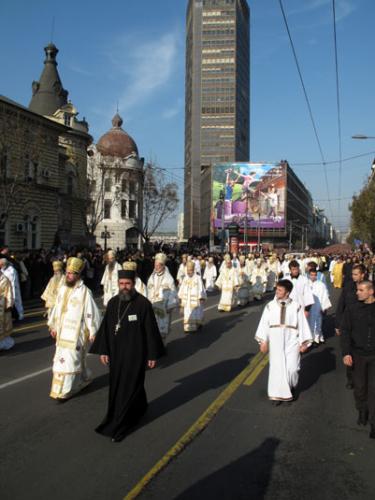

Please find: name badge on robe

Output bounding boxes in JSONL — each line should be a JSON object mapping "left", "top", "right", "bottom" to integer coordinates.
{"left": 128, "top": 314, "right": 138, "bottom": 322}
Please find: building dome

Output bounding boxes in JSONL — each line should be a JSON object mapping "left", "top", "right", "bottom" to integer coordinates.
{"left": 96, "top": 113, "right": 138, "bottom": 158}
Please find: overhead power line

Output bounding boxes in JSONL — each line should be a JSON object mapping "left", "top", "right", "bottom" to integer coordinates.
{"left": 292, "top": 150, "right": 375, "bottom": 167}
{"left": 278, "top": 0, "right": 333, "bottom": 219}
{"left": 332, "top": 0, "right": 343, "bottom": 214}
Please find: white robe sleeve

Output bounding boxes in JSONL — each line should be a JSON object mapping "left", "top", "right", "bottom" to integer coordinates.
{"left": 84, "top": 289, "right": 102, "bottom": 340}
{"left": 254, "top": 304, "right": 270, "bottom": 344}
{"left": 297, "top": 305, "right": 313, "bottom": 346}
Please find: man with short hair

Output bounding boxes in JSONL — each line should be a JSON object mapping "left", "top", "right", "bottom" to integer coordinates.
{"left": 48, "top": 257, "right": 101, "bottom": 400}
{"left": 90, "top": 269, "right": 164, "bottom": 442}
{"left": 255, "top": 279, "right": 312, "bottom": 405}
{"left": 341, "top": 281, "right": 375, "bottom": 439}
{"left": 336, "top": 263, "right": 367, "bottom": 389}
{"left": 286, "top": 260, "right": 314, "bottom": 316}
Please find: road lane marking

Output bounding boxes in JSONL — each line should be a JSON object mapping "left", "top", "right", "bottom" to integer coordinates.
{"left": 24, "top": 309, "right": 45, "bottom": 318}
{"left": 0, "top": 367, "right": 51, "bottom": 390}
{"left": 124, "top": 352, "right": 267, "bottom": 500}
{"left": 13, "top": 321, "right": 47, "bottom": 334}
{"left": 243, "top": 354, "right": 269, "bottom": 385}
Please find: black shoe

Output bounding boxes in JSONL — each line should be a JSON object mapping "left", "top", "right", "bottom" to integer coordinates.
{"left": 346, "top": 382, "right": 354, "bottom": 390}
{"left": 370, "top": 426, "right": 375, "bottom": 439}
{"left": 357, "top": 410, "right": 368, "bottom": 426}
{"left": 271, "top": 400, "right": 282, "bottom": 407}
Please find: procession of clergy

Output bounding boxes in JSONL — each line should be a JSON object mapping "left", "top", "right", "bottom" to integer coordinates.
{"left": 0, "top": 250, "right": 332, "bottom": 438}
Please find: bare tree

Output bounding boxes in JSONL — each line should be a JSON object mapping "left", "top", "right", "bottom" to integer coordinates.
{"left": 141, "top": 161, "right": 179, "bottom": 242}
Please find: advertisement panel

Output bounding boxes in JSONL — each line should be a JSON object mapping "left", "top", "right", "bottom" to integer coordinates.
{"left": 212, "top": 162, "right": 286, "bottom": 231}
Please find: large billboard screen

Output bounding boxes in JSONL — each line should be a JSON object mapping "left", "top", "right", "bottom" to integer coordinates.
{"left": 212, "top": 162, "right": 286, "bottom": 231}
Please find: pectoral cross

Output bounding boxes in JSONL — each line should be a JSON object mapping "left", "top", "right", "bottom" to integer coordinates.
{"left": 115, "top": 322, "right": 121, "bottom": 334}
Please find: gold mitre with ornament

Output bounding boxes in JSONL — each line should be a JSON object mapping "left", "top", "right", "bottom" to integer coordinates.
{"left": 155, "top": 253, "right": 167, "bottom": 265}
{"left": 66, "top": 257, "right": 84, "bottom": 274}
{"left": 123, "top": 261, "right": 137, "bottom": 271}
{"left": 52, "top": 260, "right": 63, "bottom": 271}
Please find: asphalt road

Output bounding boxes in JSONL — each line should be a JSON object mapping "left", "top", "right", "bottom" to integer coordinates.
{"left": 0, "top": 289, "right": 374, "bottom": 500}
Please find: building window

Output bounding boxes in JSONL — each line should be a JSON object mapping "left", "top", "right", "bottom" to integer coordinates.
{"left": 0, "top": 151, "right": 8, "bottom": 179}
{"left": 121, "top": 178, "right": 128, "bottom": 192}
{"left": 129, "top": 180, "right": 137, "bottom": 195}
{"left": 23, "top": 214, "right": 40, "bottom": 249}
{"left": 24, "top": 156, "right": 37, "bottom": 182}
{"left": 104, "top": 200, "right": 111, "bottom": 219}
{"left": 129, "top": 200, "right": 137, "bottom": 219}
{"left": 67, "top": 174, "right": 74, "bottom": 195}
{"left": 0, "top": 214, "right": 7, "bottom": 247}
{"left": 121, "top": 200, "right": 127, "bottom": 219}
{"left": 104, "top": 177, "right": 112, "bottom": 192}
{"left": 64, "top": 113, "right": 71, "bottom": 127}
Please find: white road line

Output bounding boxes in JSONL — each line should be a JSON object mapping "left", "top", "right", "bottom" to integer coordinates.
{"left": 0, "top": 367, "right": 51, "bottom": 390}
{"left": 0, "top": 302, "right": 220, "bottom": 391}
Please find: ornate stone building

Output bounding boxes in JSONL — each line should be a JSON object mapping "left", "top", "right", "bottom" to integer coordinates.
{"left": 0, "top": 43, "right": 91, "bottom": 250}
{"left": 87, "top": 113, "right": 144, "bottom": 250}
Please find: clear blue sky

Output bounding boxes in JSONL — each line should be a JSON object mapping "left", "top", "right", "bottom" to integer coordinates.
{"left": 1, "top": 0, "right": 374, "bottom": 234}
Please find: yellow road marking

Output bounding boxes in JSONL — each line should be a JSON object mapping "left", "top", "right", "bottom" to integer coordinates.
{"left": 24, "top": 309, "right": 45, "bottom": 318}
{"left": 13, "top": 321, "right": 47, "bottom": 334}
{"left": 243, "top": 354, "right": 269, "bottom": 386}
{"left": 124, "top": 351, "right": 267, "bottom": 500}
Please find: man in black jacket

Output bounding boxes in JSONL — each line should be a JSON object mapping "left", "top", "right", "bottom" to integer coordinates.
{"left": 336, "top": 264, "right": 366, "bottom": 389}
{"left": 341, "top": 281, "right": 375, "bottom": 439}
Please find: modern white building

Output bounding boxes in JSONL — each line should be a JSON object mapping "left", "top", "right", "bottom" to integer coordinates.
{"left": 87, "top": 113, "right": 144, "bottom": 250}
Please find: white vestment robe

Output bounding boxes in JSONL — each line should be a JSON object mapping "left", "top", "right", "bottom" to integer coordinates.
{"left": 0, "top": 272, "right": 14, "bottom": 351}
{"left": 135, "top": 277, "right": 147, "bottom": 298}
{"left": 101, "top": 262, "right": 122, "bottom": 306}
{"left": 255, "top": 298, "right": 313, "bottom": 401}
{"left": 215, "top": 267, "right": 239, "bottom": 312}
{"left": 203, "top": 263, "right": 217, "bottom": 292}
{"left": 147, "top": 268, "right": 178, "bottom": 341}
{"left": 308, "top": 280, "right": 332, "bottom": 341}
{"left": 266, "top": 260, "right": 281, "bottom": 291}
{"left": 41, "top": 273, "right": 65, "bottom": 317}
{"left": 177, "top": 263, "right": 187, "bottom": 285}
{"left": 178, "top": 274, "right": 207, "bottom": 332}
{"left": 48, "top": 280, "right": 102, "bottom": 399}
{"left": 287, "top": 275, "right": 315, "bottom": 309}
{"left": 3, "top": 265, "right": 23, "bottom": 320}
{"left": 250, "top": 267, "right": 268, "bottom": 300}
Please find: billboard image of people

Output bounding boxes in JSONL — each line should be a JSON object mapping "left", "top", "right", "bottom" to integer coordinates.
{"left": 212, "top": 162, "right": 286, "bottom": 231}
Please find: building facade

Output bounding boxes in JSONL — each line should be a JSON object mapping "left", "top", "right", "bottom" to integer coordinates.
{"left": 87, "top": 114, "right": 144, "bottom": 250}
{"left": 0, "top": 43, "right": 91, "bottom": 250}
{"left": 184, "top": 0, "right": 250, "bottom": 238}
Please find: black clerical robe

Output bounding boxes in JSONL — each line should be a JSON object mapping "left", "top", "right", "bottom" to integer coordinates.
{"left": 90, "top": 291, "right": 164, "bottom": 441}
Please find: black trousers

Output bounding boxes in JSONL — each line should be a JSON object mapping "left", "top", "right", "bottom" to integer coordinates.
{"left": 352, "top": 353, "right": 375, "bottom": 425}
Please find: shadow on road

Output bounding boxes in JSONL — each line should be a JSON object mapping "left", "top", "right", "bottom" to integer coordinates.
{"left": 174, "top": 437, "right": 280, "bottom": 500}
{"left": 160, "top": 306, "right": 260, "bottom": 369}
{"left": 2, "top": 336, "right": 54, "bottom": 356}
{"left": 143, "top": 354, "right": 252, "bottom": 427}
{"left": 322, "top": 312, "right": 336, "bottom": 340}
{"left": 298, "top": 347, "right": 336, "bottom": 395}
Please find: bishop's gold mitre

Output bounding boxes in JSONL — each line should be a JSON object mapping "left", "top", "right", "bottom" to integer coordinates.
{"left": 66, "top": 257, "right": 84, "bottom": 274}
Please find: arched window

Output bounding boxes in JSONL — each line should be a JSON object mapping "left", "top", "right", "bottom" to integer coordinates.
{"left": 23, "top": 213, "right": 41, "bottom": 249}
{"left": 104, "top": 177, "right": 112, "bottom": 192}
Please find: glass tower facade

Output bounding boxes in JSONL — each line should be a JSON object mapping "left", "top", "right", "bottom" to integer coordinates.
{"left": 184, "top": 0, "right": 250, "bottom": 238}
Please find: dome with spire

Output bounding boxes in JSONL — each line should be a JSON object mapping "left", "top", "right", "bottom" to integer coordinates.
{"left": 96, "top": 113, "right": 138, "bottom": 158}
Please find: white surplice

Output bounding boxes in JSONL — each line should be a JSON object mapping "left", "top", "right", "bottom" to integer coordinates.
{"left": 177, "top": 263, "right": 187, "bottom": 285}
{"left": 266, "top": 260, "right": 280, "bottom": 291}
{"left": 237, "top": 265, "right": 251, "bottom": 305}
{"left": 215, "top": 267, "right": 239, "bottom": 312}
{"left": 101, "top": 262, "right": 122, "bottom": 306}
{"left": 147, "top": 268, "right": 178, "bottom": 341}
{"left": 48, "top": 280, "right": 102, "bottom": 399}
{"left": 203, "top": 263, "right": 217, "bottom": 292}
{"left": 178, "top": 274, "right": 206, "bottom": 332}
{"left": 308, "top": 279, "right": 332, "bottom": 341}
{"left": 250, "top": 266, "right": 268, "bottom": 300}
{"left": 255, "top": 298, "right": 313, "bottom": 401}
{"left": 286, "top": 274, "right": 315, "bottom": 309}
{"left": 3, "top": 264, "right": 23, "bottom": 320}
{"left": 0, "top": 272, "right": 14, "bottom": 351}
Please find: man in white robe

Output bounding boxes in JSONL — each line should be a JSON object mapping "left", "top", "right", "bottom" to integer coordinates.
{"left": 308, "top": 268, "right": 332, "bottom": 344}
{"left": 41, "top": 260, "right": 65, "bottom": 318}
{"left": 177, "top": 254, "right": 188, "bottom": 286}
{"left": 101, "top": 250, "right": 122, "bottom": 306}
{"left": 255, "top": 279, "right": 313, "bottom": 404}
{"left": 250, "top": 259, "right": 268, "bottom": 300}
{"left": 147, "top": 253, "right": 178, "bottom": 344}
{"left": 48, "top": 257, "right": 102, "bottom": 400}
{"left": 0, "top": 258, "right": 23, "bottom": 320}
{"left": 286, "top": 260, "right": 315, "bottom": 314}
{"left": 266, "top": 255, "right": 281, "bottom": 292}
{"left": 0, "top": 270, "right": 14, "bottom": 351}
{"left": 203, "top": 257, "right": 217, "bottom": 292}
{"left": 122, "top": 261, "right": 147, "bottom": 297}
{"left": 178, "top": 261, "right": 206, "bottom": 332}
{"left": 215, "top": 256, "right": 239, "bottom": 312}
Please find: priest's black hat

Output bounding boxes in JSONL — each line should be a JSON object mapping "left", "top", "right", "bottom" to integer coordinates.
{"left": 118, "top": 270, "right": 136, "bottom": 281}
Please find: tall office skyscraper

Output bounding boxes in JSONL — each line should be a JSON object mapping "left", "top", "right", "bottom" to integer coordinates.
{"left": 184, "top": 0, "right": 250, "bottom": 238}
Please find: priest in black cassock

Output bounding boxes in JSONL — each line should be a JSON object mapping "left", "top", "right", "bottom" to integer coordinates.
{"left": 90, "top": 269, "right": 165, "bottom": 442}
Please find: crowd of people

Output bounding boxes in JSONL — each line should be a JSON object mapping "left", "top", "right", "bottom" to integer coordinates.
{"left": 0, "top": 244, "right": 374, "bottom": 441}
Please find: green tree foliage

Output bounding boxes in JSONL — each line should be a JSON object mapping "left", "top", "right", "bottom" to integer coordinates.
{"left": 348, "top": 176, "right": 375, "bottom": 248}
